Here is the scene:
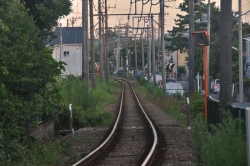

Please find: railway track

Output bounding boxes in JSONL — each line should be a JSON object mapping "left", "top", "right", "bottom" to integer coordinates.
{"left": 72, "top": 79, "right": 166, "bottom": 166}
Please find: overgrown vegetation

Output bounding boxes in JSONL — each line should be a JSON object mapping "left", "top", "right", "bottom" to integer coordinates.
{"left": 136, "top": 78, "right": 187, "bottom": 125}
{"left": 56, "top": 76, "right": 118, "bottom": 130}
{"left": 3, "top": 77, "right": 120, "bottom": 165}
{"left": 191, "top": 112, "right": 247, "bottom": 166}
{"left": 136, "top": 78, "right": 247, "bottom": 165}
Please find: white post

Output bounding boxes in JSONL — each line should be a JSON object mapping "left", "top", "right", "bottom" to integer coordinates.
{"left": 69, "top": 104, "right": 74, "bottom": 134}
{"left": 246, "top": 108, "right": 250, "bottom": 166}
{"left": 197, "top": 72, "right": 200, "bottom": 91}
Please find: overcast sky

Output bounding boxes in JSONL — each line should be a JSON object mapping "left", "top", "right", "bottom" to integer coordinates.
{"left": 60, "top": 0, "right": 250, "bottom": 33}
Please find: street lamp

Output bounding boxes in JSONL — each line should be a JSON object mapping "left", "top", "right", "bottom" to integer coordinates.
{"left": 192, "top": 30, "right": 210, "bottom": 120}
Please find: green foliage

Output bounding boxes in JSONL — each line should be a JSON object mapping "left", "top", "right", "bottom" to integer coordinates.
{"left": 57, "top": 76, "right": 117, "bottom": 129}
{"left": 191, "top": 112, "right": 247, "bottom": 166}
{"left": 178, "top": 66, "right": 186, "bottom": 73}
{"left": 243, "top": 76, "right": 250, "bottom": 86}
{"left": 21, "top": 0, "right": 72, "bottom": 40}
{"left": 0, "top": 1, "right": 66, "bottom": 163}
{"left": 190, "top": 91, "right": 204, "bottom": 119}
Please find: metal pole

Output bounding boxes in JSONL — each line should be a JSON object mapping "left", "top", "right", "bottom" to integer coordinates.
{"left": 142, "top": 37, "right": 145, "bottom": 73}
{"left": 204, "top": 46, "right": 208, "bottom": 120}
{"left": 148, "top": 24, "right": 151, "bottom": 78}
{"left": 207, "top": 0, "right": 210, "bottom": 93}
{"left": 135, "top": 37, "right": 138, "bottom": 76}
{"left": 89, "top": 0, "right": 96, "bottom": 89}
{"left": 189, "top": 0, "right": 194, "bottom": 96}
{"left": 98, "top": 0, "right": 103, "bottom": 82}
{"left": 151, "top": 15, "right": 156, "bottom": 85}
{"left": 60, "top": 23, "right": 62, "bottom": 62}
{"left": 147, "top": 24, "right": 150, "bottom": 80}
{"left": 161, "top": 0, "right": 166, "bottom": 91}
{"left": 82, "top": 0, "right": 88, "bottom": 81}
{"left": 158, "top": 13, "right": 161, "bottom": 72}
{"left": 126, "top": 24, "right": 129, "bottom": 77}
{"left": 239, "top": 0, "right": 244, "bottom": 102}
{"left": 105, "top": 0, "right": 109, "bottom": 83}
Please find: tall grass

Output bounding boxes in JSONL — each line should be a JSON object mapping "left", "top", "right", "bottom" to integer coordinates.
{"left": 57, "top": 76, "right": 119, "bottom": 129}
{"left": 136, "top": 78, "right": 247, "bottom": 165}
{"left": 135, "top": 78, "right": 187, "bottom": 125}
{"left": 191, "top": 112, "right": 247, "bottom": 166}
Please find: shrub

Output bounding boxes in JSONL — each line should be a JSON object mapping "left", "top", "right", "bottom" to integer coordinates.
{"left": 190, "top": 91, "right": 204, "bottom": 119}
{"left": 191, "top": 111, "right": 247, "bottom": 166}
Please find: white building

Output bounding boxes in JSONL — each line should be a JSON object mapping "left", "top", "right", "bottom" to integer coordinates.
{"left": 48, "top": 27, "right": 85, "bottom": 76}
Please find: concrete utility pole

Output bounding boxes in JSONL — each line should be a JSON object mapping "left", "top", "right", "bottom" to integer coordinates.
{"left": 151, "top": 15, "right": 156, "bottom": 85}
{"left": 141, "top": 36, "right": 145, "bottom": 72}
{"left": 98, "top": 0, "right": 103, "bottom": 82}
{"left": 82, "top": 0, "right": 88, "bottom": 82}
{"left": 147, "top": 24, "right": 151, "bottom": 79}
{"left": 239, "top": 0, "right": 244, "bottom": 102}
{"left": 126, "top": 23, "right": 129, "bottom": 77}
{"left": 161, "top": 0, "right": 166, "bottom": 91}
{"left": 89, "top": 0, "right": 96, "bottom": 89}
{"left": 105, "top": 0, "right": 109, "bottom": 83}
{"left": 117, "top": 26, "right": 121, "bottom": 69}
{"left": 219, "top": 0, "right": 233, "bottom": 123}
{"left": 134, "top": 37, "right": 138, "bottom": 76}
{"left": 189, "top": 0, "right": 194, "bottom": 96}
{"left": 207, "top": 0, "right": 210, "bottom": 93}
{"left": 158, "top": 13, "right": 161, "bottom": 72}
{"left": 60, "top": 23, "right": 63, "bottom": 62}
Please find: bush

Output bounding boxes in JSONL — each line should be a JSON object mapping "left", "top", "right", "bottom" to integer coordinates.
{"left": 190, "top": 91, "right": 204, "bottom": 119}
{"left": 56, "top": 76, "right": 118, "bottom": 129}
{"left": 191, "top": 111, "right": 247, "bottom": 166}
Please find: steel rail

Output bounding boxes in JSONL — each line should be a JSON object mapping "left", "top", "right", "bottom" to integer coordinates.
{"left": 72, "top": 80, "right": 124, "bottom": 166}
{"left": 72, "top": 79, "right": 158, "bottom": 166}
{"left": 127, "top": 80, "right": 158, "bottom": 166}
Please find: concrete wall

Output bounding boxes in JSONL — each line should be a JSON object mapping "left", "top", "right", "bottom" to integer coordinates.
{"left": 52, "top": 44, "right": 82, "bottom": 76}
{"left": 30, "top": 120, "right": 54, "bottom": 140}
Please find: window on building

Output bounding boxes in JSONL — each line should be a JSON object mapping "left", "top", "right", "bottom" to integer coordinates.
{"left": 64, "top": 51, "right": 69, "bottom": 57}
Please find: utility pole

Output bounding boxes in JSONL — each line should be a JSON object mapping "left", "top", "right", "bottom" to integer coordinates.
{"left": 141, "top": 36, "right": 145, "bottom": 73}
{"left": 82, "top": 0, "right": 88, "bottom": 82}
{"left": 147, "top": 24, "right": 151, "bottom": 79}
{"left": 134, "top": 36, "right": 138, "bottom": 76}
{"left": 98, "top": 0, "right": 103, "bottom": 82}
{"left": 158, "top": 13, "right": 161, "bottom": 72}
{"left": 117, "top": 26, "right": 121, "bottom": 69}
{"left": 239, "top": 0, "right": 244, "bottom": 102}
{"left": 207, "top": 0, "right": 210, "bottom": 94}
{"left": 105, "top": 0, "right": 109, "bottom": 83}
{"left": 126, "top": 23, "right": 129, "bottom": 77}
{"left": 60, "top": 23, "right": 62, "bottom": 62}
{"left": 219, "top": 0, "right": 233, "bottom": 122}
{"left": 189, "top": 0, "right": 194, "bottom": 96}
{"left": 161, "top": 0, "right": 166, "bottom": 91}
{"left": 89, "top": 0, "right": 96, "bottom": 89}
{"left": 151, "top": 15, "right": 156, "bottom": 85}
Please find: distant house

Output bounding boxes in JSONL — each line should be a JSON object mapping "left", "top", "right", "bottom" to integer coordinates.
{"left": 47, "top": 27, "right": 87, "bottom": 76}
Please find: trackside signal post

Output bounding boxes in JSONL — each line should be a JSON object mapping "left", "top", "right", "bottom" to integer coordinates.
{"left": 192, "top": 30, "right": 210, "bottom": 120}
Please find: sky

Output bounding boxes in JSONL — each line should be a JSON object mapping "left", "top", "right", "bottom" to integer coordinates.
{"left": 59, "top": 0, "right": 250, "bottom": 33}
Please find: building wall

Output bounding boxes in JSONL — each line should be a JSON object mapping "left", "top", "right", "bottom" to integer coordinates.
{"left": 52, "top": 44, "right": 82, "bottom": 76}
{"left": 173, "top": 50, "right": 188, "bottom": 80}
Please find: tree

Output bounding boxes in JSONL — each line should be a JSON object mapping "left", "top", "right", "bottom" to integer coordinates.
{"left": 21, "top": 0, "right": 72, "bottom": 40}
{"left": 0, "top": 1, "right": 65, "bottom": 162}
{"left": 166, "top": 1, "right": 222, "bottom": 80}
